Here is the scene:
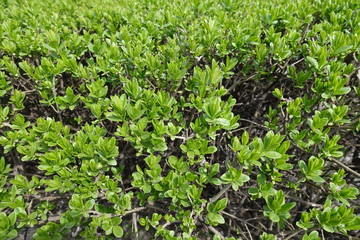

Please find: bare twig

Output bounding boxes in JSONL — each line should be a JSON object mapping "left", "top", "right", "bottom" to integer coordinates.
{"left": 132, "top": 213, "right": 138, "bottom": 239}
{"left": 209, "top": 184, "right": 231, "bottom": 203}
{"left": 287, "top": 196, "right": 323, "bottom": 208}
{"left": 207, "top": 225, "right": 225, "bottom": 240}
{"left": 244, "top": 221, "right": 253, "bottom": 240}
{"left": 221, "top": 211, "right": 264, "bottom": 232}
{"left": 283, "top": 229, "right": 304, "bottom": 240}
{"left": 124, "top": 206, "right": 147, "bottom": 215}
{"left": 289, "top": 58, "right": 304, "bottom": 67}
{"left": 163, "top": 220, "right": 181, "bottom": 229}
{"left": 71, "top": 226, "right": 82, "bottom": 238}
{"left": 87, "top": 206, "right": 147, "bottom": 219}
{"left": 329, "top": 157, "right": 360, "bottom": 178}
{"left": 230, "top": 126, "right": 255, "bottom": 133}
{"left": 227, "top": 72, "right": 263, "bottom": 93}
{"left": 239, "top": 118, "right": 269, "bottom": 129}
{"left": 38, "top": 215, "right": 61, "bottom": 225}
{"left": 145, "top": 78, "right": 156, "bottom": 89}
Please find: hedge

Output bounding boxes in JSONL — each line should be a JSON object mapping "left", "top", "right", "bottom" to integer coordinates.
{"left": 0, "top": 0, "right": 359, "bottom": 239}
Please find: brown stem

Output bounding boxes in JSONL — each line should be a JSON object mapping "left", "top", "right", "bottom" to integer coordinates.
{"left": 329, "top": 157, "right": 360, "bottom": 178}
{"left": 209, "top": 184, "right": 231, "bottom": 203}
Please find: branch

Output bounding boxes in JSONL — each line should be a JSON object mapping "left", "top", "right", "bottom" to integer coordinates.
{"left": 221, "top": 211, "right": 264, "bottom": 232}
{"left": 329, "top": 157, "right": 360, "bottom": 179}
{"left": 207, "top": 225, "right": 225, "bottom": 240}
{"left": 287, "top": 196, "right": 323, "bottom": 208}
{"left": 283, "top": 229, "right": 304, "bottom": 240}
{"left": 209, "top": 184, "right": 231, "bottom": 203}
{"left": 124, "top": 206, "right": 147, "bottom": 215}
{"left": 239, "top": 118, "right": 269, "bottom": 129}
{"left": 163, "top": 220, "right": 181, "bottom": 229}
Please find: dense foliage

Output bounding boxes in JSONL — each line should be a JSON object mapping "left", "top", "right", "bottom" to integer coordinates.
{"left": 0, "top": 0, "right": 360, "bottom": 239}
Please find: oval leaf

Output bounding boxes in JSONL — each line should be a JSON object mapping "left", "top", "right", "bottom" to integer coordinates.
{"left": 264, "top": 151, "right": 282, "bottom": 159}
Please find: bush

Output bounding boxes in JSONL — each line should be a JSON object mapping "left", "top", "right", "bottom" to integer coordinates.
{"left": 0, "top": 0, "right": 359, "bottom": 239}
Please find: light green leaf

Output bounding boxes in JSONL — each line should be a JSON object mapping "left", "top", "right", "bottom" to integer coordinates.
{"left": 112, "top": 225, "right": 123, "bottom": 238}
{"left": 264, "top": 151, "right": 282, "bottom": 159}
{"left": 306, "top": 56, "right": 318, "bottom": 69}
{"left": 207, "top": 212, "right": 225, "bottom": 224}
{"left": 212, "top": 118, "right": 230, "bottom": 126}
{"left": 269, "top": 211, "right": 280, "bottom": 222}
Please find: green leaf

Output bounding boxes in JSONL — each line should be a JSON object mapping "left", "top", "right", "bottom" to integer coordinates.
{"left": 69, "top": 194, "right": 84, "bottom": 209}
{"left": 112, "top": 225, "right": 123, "bottom": 238}
{"left": 280, "top": 202, "right": 296, "bottom": 212}
{"left": 306, "top": 56, "right": 319, "bottom": 69}
{"left": 8, "top": 212, "right": 17, "bottom": 226}
{"left": 302, "top": 231, "right": 320, "bottom": 240}
{"left": 205, "top": 146, "right": 217, "bottom": 154}
{"left": 309, "top": 175, "right": 325, "bottom": 183}
{"left": 214, "top": 198, "right": 228, "bottom": 212}
{"left": 208, "top": 198, "right": 228, "bottom": 213}
{"left": 209, "top": 178, "right": 222, "bottom": 185}
{"left": 264, "top": 151, "right": 282, "bottom": 159}
{"left": 102, "top": 222, "right": 112, "bottom": 231}
{"left": 207, "top": 212, "right": 225, "bottom": 225}
{"left": 332, "top": 45, "right": 352, "bottom": 55}
{"left": 212, "top": 118, "right": 230, "bottom": 126}
{"left": 272, "top": 88, "right": 283, "bottom": 99}
{"left": 7, "top": 229, "right": 18, "bottom": 239}
{"left": 248, "top": 188, "right": 259, "bottom": 195}
{"left": 260, "top": 233, "right": 276, "bottom": 240}
{"left": 269, "top": 211, "right": 280, "bottom": 222}
{"left": 241, "top": 131, "right": 249, "bottom": 145}
{"left": 333, "top": 87, "right": 351, "bottom": 95}
{"left": 346, "top": 216, "right": 360, "bottom": 230}
{"left": 84, "top": 199, "right": 95, "bottom": 211}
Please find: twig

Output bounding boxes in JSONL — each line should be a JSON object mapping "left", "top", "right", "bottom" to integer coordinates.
{"left": 23, "top": 89, "right": 38, "bottom": 93}
{"left": 132, "top": 213, "right": 138, "bottom": 239}
{"left": 172, "top": 134, "right": 195, "bottom": 140}
{"left": 239, "top": 118, "right": 269, "bottom": 129}
{"left": 243, "top": 221, "right": 253, "bottom": 240}
{"left": 27, "top": 200, "right": 33, "bottom": 215}
{"left": 145, "top": 78, "right": 156, "bottom": 89}
{"left": 163, "top": 220, "right": 182, "bottom": 229}
{"left": 221, "top": 211, "right": 264, "bottom": 232}
{"left": 283, "top": 229, "right": 304, "bottom": 240}
{"left": 227, "top": 72, "right": 262, "bottom": 93}
{"left": 285, "top": 219, "right": 295, "bottom": 230}
{"left": 71, "top": 226, "right": 82, "bottom": 238}
{"left": 289, "top": 58, "right": 304, "bottom": 67}
{"left": 124, "top": 206, "right": 147, "bottom": 215}
{"left": 329, "top": 157, "right": 360, "bottom": 178}
{"left": 87, "top": 206, "right": 147, "bottom": 219}
{"left": 209, "top": 184, "right": 231, "bottom": 203}
{"left": 94, "top": 173, "right": 103, "bottom": 184}
{"left": 231, "top": 126, "right": 255, "bottom": 133}
{"left": 38, "top": 215, "right": 61, "bottom": 225}
{"left": 207, "top": 225, "right": 225, "bottom": 240}
{"left": 287, "top": 196, "right": 323, "bottom": 208}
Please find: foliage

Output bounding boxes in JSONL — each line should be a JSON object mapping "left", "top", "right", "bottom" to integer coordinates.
{"left": 0, "top": 0, "right": 359, "bottom": 239}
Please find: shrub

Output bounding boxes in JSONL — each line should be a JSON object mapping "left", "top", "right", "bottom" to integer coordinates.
{"left": 0, "top": 0, "right": 359, "bottom": 239}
